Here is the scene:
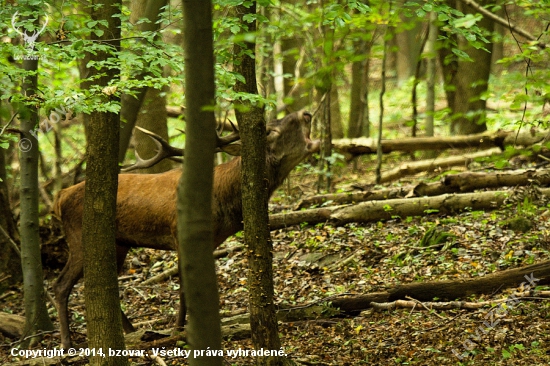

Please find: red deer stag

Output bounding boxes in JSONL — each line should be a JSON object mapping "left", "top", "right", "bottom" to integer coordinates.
{"left": 53, "top": 110, "right": 319, "bottom": 348}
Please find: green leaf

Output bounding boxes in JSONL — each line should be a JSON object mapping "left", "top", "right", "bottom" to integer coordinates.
{"left": 94, "top": 29, "right": 104, "bottom": 37}
{"left": 230, "top": 25, "right": 240, "bottom": 34}
{"left": 454, "top": 14, "right": 479, "bottom": 28}
{"left": 73, "top": 40, "right": 84, "bottom": 50}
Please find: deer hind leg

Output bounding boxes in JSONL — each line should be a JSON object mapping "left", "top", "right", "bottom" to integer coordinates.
{"left": 115, "top": 244, "right": 135, "bottom": 333}
{"left": 176, "top": 280, "right": 186, "bottom": 328}
{"left": 53, "top": 250, "right": 84, "bottom": 349}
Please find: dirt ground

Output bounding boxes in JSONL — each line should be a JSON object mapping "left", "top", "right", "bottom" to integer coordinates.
{"left": 2, "top": 159, "right": 550, "bottom": 365}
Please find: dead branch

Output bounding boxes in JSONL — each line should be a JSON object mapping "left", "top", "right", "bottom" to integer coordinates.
{"left": 457, "top": 0, "right": 546, "bottom": 49}
{"left": 272, "top": 187, "right": 550, "bottom": 230}
{"left": 296, "top": 168, "right": 550, "bottom": 209}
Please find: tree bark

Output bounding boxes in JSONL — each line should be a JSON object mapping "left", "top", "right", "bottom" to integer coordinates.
{"left": 450, "top": 0, "right": 494, "bottom": 135}
{"left": 281, "top": 37, "right": 309, "bottom": 112}
{"left": 348, "top": 39, "right": 371, "bottom": 138}
{"left": 234, "top": 3, "right": 284, "bottom": 365}
{"left": 0, "top": 146, "right": 21, "bottom": 292}
{"left": 394, "top": 0, "right": 424, "bottom": 85}
{"left": 129, "top": 0, "right": 173, "bottom": 174}
{"left": 330, "top": 84, "right": 344, "bottom": 139}
{"left": 425, "top": 11, "right": 438, "bottom": 138}
{"left": 178, "top": 0, "right": 222, "bottom": 365}
{"left": 82, "top": 1, "right": 128, "bottom": 365}
{"left": 118, "top": 0, "right": 167, "bottom": 164}
{"left": 19, "top": 55, "right": 54, "bottom": 348}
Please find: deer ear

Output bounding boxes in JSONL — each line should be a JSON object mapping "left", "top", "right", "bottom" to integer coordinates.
{"left": 220, "top": 142, "right": 241, "bottom": 156}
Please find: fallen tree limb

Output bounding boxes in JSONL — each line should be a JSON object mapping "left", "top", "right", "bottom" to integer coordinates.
{"left": 270, "top": 187, "right": 550, "bottom": 229}
{"left": 376, "top": 148, "right": 501, "bottom": 183}
{"left": 333, "top": 129, "right": 547, "bottom": 157}
{"left": 296, "top": 168, "right": 550, "bottom": 209}
{"left": 370, "top": 291, "right": 550, "bottom": 311}
{"left": 330, "top": 260, "right": 550, "bottom": 313}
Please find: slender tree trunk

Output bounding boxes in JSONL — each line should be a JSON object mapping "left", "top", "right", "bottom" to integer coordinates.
{"left": 178, "top": 1, "right": 222, "bottom": 365}
{"left": 130, "top": 0, "right": 171, "bottom": 174}
{"left": 425, "top": 11, "right": 438, "bottom": 138}
{"left": 282, "top": 37, "right": 309, "bottom": 112}
{"left": 490, "top": 6, "right": 504, "bottom": 75}
{"left": 134, "top": 86, "right": 173, "bottom": 173}
{"left": 330, "top": 84, "right": 343, "bottom": 139}
{"left": 118, "top": 0, "right": 167, "bottom": 164}
{"left": 19, "top": 56, "right": 54, "bottom": 348}
{"left": 348, "top": 39, "right": 370, "bottom": 138}
{"left": 0, "top": 114, "right": 21, "bottom": 292}
{"left": 376, "top": 30, "right": 388, "bottom": 184}
{"left": 450, "top": 0, "right": 494, "bottom": 135}
{"left": 318, "top": 89, "right": 332, "bottom": 192}
{"left": 82, "top": 1, "right": 128, "bottom": 365}
{"left": 394, "top": 0, "right": 423, "bottom": 85}
{"left": 234, "top": 3, "right": 284, "bottom": 365}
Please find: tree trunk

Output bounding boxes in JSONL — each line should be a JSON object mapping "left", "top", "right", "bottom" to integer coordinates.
{"left": 0, "top": 144, "right": 21, "bottom": 292}
{"left": 425, "top": 11, "right": 438, "bottom": 138}
{"left": 178, "top": 0, "right": 222, "bottom": 365}
{"left": 376, "top": 30, "right": 388, "bottom": 184}
{"left": 281, "top": 37, "right": 309, "bottom": 112}
{"left": 234, "top": 3, "right": 284, "bottom": 365}
{"left": 490, "top": 6, "right": 504, "bottom": 75}
{"left": 330, "top": 84, "right": 344, "bottom": 139}
{"left": 450, "top": 0, "right": 494, "bottom": 135}
{"left": 134, "top": 86, "right": 173, "bottom": 173}
{"left": 348, "top": 39, "right": 371, "bottom": 138}
{"left": 82, "top": 1, "right": 128, "bottom": 365}
{"left": 118, "top": 0, "right": 167, "bottom": 164}
{"left": 317, "top": 88, "right": 332, "bottom": 192}
{"left": 394, "top": 0, "right": 424, "bottom": 85}
{"left": 19, "top": 56, "right": 54, "bottom": 348}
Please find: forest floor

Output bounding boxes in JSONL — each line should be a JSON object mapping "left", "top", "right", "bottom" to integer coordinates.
{"left": 2, "top": 152, "right": 550, "bottom": 365}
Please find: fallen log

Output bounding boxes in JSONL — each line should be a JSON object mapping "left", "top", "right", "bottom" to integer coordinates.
{"left": 270, "top": 187, "right": 550, "bottom": 229}
{"left": 330, "top": 260, "right": 550, "bottom": 313}
{"left": 334, "top": 129, "right": 548, "bottom": 157}
{"left": 296, "top": 168, "right": 550, "bottom": 209}
{"left": 376, "top": 148, "right": 501, "bottom": 184}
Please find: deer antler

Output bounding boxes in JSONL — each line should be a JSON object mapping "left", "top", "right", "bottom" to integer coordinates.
{"left": 121, "top": 127, "right": 183, "bottom": 172}
{"left": 122, "top": 122, "right": 241, "bottom": 172}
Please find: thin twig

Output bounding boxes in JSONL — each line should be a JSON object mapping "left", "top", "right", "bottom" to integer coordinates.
{"left": 457, "top": 0, "right": 545, "bottom": 48}
{"left": 0, "top": 225, "right": 21, "bottom": 256}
